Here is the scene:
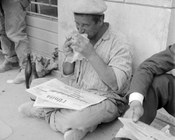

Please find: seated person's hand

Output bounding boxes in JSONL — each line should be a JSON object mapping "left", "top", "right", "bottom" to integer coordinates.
{"left": 123, "top": 100, "right": 144, "bottom": 122}
{"left": 63, "top": 32, "right": 92, "bottom": 62}
{"left": 63, "top": 38, "right": 73, "bottom": 56}
{"left": 72, "top": 34, "right": 94, "bottom": 59}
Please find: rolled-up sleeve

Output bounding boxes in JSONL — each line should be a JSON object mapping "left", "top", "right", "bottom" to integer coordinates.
{"left": 109, "top": 35, "right": 132, "bottom": 91}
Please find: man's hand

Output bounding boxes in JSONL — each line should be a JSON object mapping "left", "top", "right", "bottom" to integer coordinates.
{"left": 63, "top": 38, "right": 73, "bottom": 56}
{"left": 72, "top": 34, "right": 95, "bottom": 59}
{"left": 123, "top": 100, "right": 144, "bottom": 122}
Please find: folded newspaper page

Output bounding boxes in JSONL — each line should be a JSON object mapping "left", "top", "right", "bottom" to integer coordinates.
{"left": 26, "top": 78, "right": 107, "bottom": 110}
{"left": 114, "top": 117, "right": 175, "bottom": 140}
{"left": 33, "top": 97, "right": 76, "bottom": 110}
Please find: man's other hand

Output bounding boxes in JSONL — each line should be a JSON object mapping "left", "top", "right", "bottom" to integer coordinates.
{"left": 123, "top": 100, "right": 144, "bottom": 122}
{"left": 63, "top": 39, "right": 73, "bottom": 56}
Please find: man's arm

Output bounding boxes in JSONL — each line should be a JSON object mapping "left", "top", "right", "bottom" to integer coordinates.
{"left": 128, "top": 45, "right": 175, "bottom": 97}
{"left": 62, "top": 38, "right": 76, "bottom": 75}
{"left": 87, "top": 51, "right": 118, "bottom": 90}
{"left": 63, "top": 62, "right": 75, "bottom": 75}
{"left": 124, "top": 44, "right": 175, "bottom": 122}
{"left": 75, "top": 38, "right": 119, "bottom": 90}
{"left": 73, "top": 34, "right": 132, "bottom": 91}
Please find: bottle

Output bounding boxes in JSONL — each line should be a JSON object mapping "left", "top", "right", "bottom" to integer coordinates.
{"left": 25, "top": 53, "right": 32, "bottom": 89}
{"left": 32, "top": 61, "right": 39, "bottom": 79}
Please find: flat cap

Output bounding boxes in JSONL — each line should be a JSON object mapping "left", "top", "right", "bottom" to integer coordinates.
{"left": 72, "top": 0, "right": 107, "bottom": 15}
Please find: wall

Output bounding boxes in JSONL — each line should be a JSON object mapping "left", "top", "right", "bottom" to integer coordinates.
{"left": 27, "top": 15, "right": 58, "bottom": 58}
{"left": 167, "top": 1, "right": 175, "bottom": 46}
{"left": 26, "top": 0, "right": 58, "bottom": 58}
{"left": 58, "top": 0, "right": 173, "bottom": 72}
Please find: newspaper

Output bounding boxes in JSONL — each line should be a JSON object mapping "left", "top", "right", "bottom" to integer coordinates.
{"left": 26, "top": 78, "right": 107, "bottom": 110}
{"left": 114, "top": 117, "right": 175, "bottom": 140}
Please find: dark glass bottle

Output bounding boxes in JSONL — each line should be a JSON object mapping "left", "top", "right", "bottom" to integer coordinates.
{"left": 25, "top": 53, "right": 32, "bottom": 89}
{"left": 25, "top": 54, "right": 39, "bottom": 89}
{"left": 32, "top": 61, "right": 39, "bottom": 80}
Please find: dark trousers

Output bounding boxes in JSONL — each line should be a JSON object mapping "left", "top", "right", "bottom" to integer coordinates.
{"left": 140, "top": 74, "right": 175, "bottom": 124}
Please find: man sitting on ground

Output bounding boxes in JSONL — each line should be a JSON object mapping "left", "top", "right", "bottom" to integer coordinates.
{"left": 19, "top": 0, "right": 132, "bottom": 140}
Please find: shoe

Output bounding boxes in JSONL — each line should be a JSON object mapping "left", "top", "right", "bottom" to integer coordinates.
{"left": 18, "top": 101, "right": 45, "bottom": 119}
{"left": 13, "top": 69, "right": 25, "bottom": 84}
{"left": 64, "top": 129, "right": 88, "bottom": 140}
{"left": 0, "top": 60, "right": 18, "bottom": 73}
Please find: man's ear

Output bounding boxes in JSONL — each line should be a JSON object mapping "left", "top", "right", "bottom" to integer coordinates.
{"left": 98, "top": 15, "right": 104, "bottom": 26}
{"left": 101, "top": 15, "right": 105, "bottom": 24}
{"left": 171, "top": 44, "right": 175, "bottom": 54}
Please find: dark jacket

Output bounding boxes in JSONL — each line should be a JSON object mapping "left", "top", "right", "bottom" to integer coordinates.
{"left": 127, "top": 44, "right": 175, "bottom": 97}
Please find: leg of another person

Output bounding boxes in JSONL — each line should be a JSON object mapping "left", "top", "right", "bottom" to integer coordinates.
{"left": 0, "top": 3, "right": 18, "bottom": 72}
{"left": 162, "top": 74, "right": 175, "bottom": 116}
{"left": 140, "top": 74, "right": 175, "bottom": 124}
{"left": 1, "top": 0, "right": 30, "bottom": 83}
